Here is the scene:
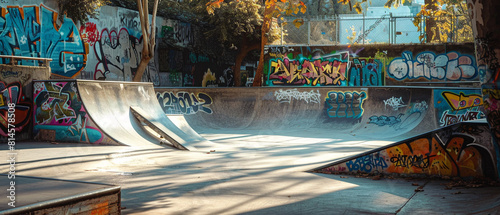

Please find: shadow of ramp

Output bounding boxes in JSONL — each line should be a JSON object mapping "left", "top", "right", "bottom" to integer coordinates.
{"left": 310, "top": 121, "right": 499, "bottom": 180}
{"left": 131, "top": 106, "right": 214, "bottom": 151}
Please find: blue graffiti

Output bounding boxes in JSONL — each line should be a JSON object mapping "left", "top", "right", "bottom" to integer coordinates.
{"left": 348, "top": 59, "right": 383, "bottom": 86}
{"left": 388, "top": 51, "right": 477, "bottom": 81}
{"left": 326, "top": 91, "right": 367, "bottom": 118}
{"left": 0, "top": 5, "right": 86, "bottom": 78}
{"left": 346, "top": 154, "right": 388, "bottom": 173}
{"left": 369, "top": 114, "right": 404, "bottom": 126}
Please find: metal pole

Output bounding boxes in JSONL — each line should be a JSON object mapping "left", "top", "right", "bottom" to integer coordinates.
{"left": 394, "top": 16, "right": 397, "bottom": 44}
{"left": 362, "top": 12, "right": 365, "bottom": 44}
{"left": 389, "top": 13, "right": 392, "bottom": 44}
{"left": 307, "top": 19, "right": 311, "bottom": 45}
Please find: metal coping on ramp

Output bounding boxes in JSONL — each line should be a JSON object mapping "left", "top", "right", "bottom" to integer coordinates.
{"left": 131, "top": 106, "right": 188, "bottom": 150}
{"left": 0, "top": 174, "right": 121, "bottom": 214}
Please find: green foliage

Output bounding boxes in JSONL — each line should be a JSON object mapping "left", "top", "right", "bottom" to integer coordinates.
{"left": 57, "top": 0, "right": 110, "bottom": 24}
{"left": 204, "top": 0, "right": 262, "bottom": 45}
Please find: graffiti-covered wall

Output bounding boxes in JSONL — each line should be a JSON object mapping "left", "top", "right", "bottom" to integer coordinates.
{"left": 264, "top": 43, "right": 478, "bottom": 86}
{"left": 315, "top": 121, "right": 498, "bottom": 179}
{"left": 32, "top": 80, "right": 118, "bottom": 144}
{"left": 0, "top": 0, "right": 234, "bottom": 87}
{"left": 0, "top": 63, "right": 51, "bottom": 140}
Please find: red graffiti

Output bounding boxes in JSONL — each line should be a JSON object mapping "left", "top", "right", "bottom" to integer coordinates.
{"left": 0, "top": 82, "right": 31, "bottom": 137}
{"left": 80, "top": 22, "right": 100, "bottom": 46}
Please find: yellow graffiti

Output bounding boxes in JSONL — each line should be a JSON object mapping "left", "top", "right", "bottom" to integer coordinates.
{"left": 442, "top": 92, "right": 483, "bottom": 111}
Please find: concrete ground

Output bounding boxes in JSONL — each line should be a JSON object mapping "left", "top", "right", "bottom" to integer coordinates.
{"left": 1, "top": 129, "right": 500, "bottom": 214}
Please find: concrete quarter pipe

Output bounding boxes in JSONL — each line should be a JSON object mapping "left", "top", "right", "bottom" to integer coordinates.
{"left": 33, "top": 80, "right": 209, "bottom": 150}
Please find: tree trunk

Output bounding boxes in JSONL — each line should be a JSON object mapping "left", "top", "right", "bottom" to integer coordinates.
{"left": 467, "top": 0, "right": 500, "bottom": 166}
{"left": 133, "top": 55, "right": 151, "bottom": 82}
{"left": 253, "top": 30, "right": 267, "bottom": 87}
{"left": 425, "top": 0, "right": 440, "bottom": 42}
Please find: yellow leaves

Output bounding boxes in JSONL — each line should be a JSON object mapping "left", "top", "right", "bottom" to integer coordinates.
{"left": 299, "top": 1, "right": 307, "bottom": 14}
{"left": 292, "top": 18, "right": 304, "bottom": 28}
{"left": 206, "top": 0, "right": 224, "bottom": 15}
{"left": 353, "top": 2, "right": 363, "bottom": 14}
{"left": 338, "top": 0, "right": 350, "bottom": 4}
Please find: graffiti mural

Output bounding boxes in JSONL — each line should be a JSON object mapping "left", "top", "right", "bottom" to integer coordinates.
{"left": 348, "top": 58, "right": 383, "bottom": 86}
{"left": 368, "top": 99, "right": 429, "bottom": 131}
{"left": 325, "top": 91, "right": 367, "bottom": 118}
{"left": 33, "top": 81, "right": 107, "bottom": 143}
{"left": 0, "top": 5, "right": 87, "bottom": 78}
{"left": 388, "top": 51, "right": 477, "bottom": 81}
{"left": 268, "top": 52, "right": 350, "bottom": 86}
{"left": 274, "top": 89, "right": 321, "bottom": 104}
{"left": 434, "top": 89, "right": 484, "bottom": 127}
{"left": 173, "top": 21, "right": 193, "bottom": 46}
{"left": 202, "top": 69, "right": 217, "bottom": 87}
{"left": 157, "top": 91, "right": 213, "bottom": 115}
{"left": 315, "top": 122, "right": 497, "bottom": 178}
{"left": 482, "top": 88, "right": 500, "bottom": 141}
{"left": 267, "top": 50, "right": 384, "bottom": 87}
{"left": 93, "top": 27, "right": 159, "bottom": 85}
{"left": 79, "top": 22, "right": 100, "bottom": 46}
{"left": 0, "top": 82, "right": 31, "bottom": 137}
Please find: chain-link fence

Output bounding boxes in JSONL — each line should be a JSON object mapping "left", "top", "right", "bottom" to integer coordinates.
{"left": 272, "top": 14, "right": 473, "bottom": 45}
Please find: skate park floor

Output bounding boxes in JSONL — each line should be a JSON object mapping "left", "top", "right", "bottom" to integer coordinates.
{"left": 2, "top": 127, "right": 500, "bottom": 214}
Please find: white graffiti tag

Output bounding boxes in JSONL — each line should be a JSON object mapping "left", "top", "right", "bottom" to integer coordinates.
{"left": 411, "top": 101, "right": 429, "bottom": 113}
{"left": 383, "top": 97, "right": 407, "bottom": 110}
{"left": 274, "top": 89, "right": 321, "bottom": 104}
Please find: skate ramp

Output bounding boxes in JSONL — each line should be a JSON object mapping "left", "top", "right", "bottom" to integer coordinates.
{"left": 33, "top": 80, "right": 211, "bottom": 150}
{"left": 155, "top": 87, "right": 439, "bottom": 141}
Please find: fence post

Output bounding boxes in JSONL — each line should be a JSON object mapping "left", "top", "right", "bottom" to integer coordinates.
{"left": 362, "top": 12, "right": 365, "bottom": 44}
{"left": 389, "top": 13, "right": 393, "bottom": 44}
{"left": 307, "top": 18, "right": 311, "bottom": 45}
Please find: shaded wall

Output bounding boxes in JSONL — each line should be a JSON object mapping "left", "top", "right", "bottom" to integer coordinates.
{"left": 0, "top": 63, "right": 51, "bottom": 140}
{"left": 0, "top": 1, "right": 233, "bottom": 87}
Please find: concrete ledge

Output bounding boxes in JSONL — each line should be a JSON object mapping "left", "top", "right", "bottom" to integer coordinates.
{"left": 0, "top": 175, "right": 121, "bottom": 214}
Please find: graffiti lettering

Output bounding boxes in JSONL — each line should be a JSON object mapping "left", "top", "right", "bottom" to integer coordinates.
{"left": 369, "top": 114, "right": 404, "bottom": 126}
{"left": 94, "top": 28, "right": 159, "bottom": 85}
{"left": 189, "top": 52, "right": 209, "bottom": 63}
{"left": 79, "top": 22, "right": 100, "bottom": 46}
{"left": 0, "top": 5, "right": 87, "bottom": 78}
{"left": 274, "top": 89, "right": 321, "bottom": 104}
{"left": 383, "top": 96, "right": 407, "bottom": 110}
{"left": 388, "top": 51, "right": 477, "bottom": 81}
{"left": 346, "top": 154, "right": 388, "bottom": 173}
{"left": 348, "top": 58, "right": 383, "bottom": 86}
{"left": 157, "top": 91, "right": 213, "bottom": 115}
{"left": 326, "top": 91, "right": 367, "bottom": 118}
{"left": 411, "top": 101, "right": 428, "bottom": 113}
{"left": 268, "top": 57, "right": 350, "bottom": 86}
{"left": 173, "top": 22, "right": 193, "bottom": 46}
{"left": 390, "top": 154, "right": 431, "bottom": 169}
{"left": 439, "top": 109, "right": 483, "bottom": 126}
